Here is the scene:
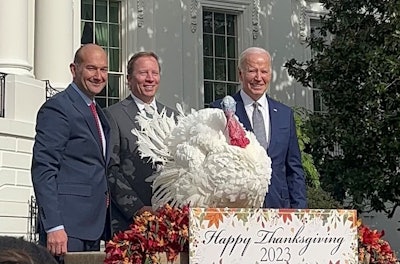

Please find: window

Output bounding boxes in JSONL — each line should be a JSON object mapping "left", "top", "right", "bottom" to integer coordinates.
{"left": 81, "top": 0, "right": 123, "bottom": 107}
{"left": 310, "top": 18, "right": 328, "bottom": 113}
{"left": 203, "top": 10, "right": 239, "bottom": 107}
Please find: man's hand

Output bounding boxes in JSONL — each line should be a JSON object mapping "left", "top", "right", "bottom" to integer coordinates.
{"left": 47, "top": 229, "right": 68, "bottom": 256}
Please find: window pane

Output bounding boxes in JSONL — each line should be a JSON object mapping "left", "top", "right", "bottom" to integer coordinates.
{"left": 215, "top": 83, "right": 226, "bottom": 100}
{"left": 214, "top": 13, "right": 225, "bottom": 35}
{"left": 215, "top": 59, "right": 226, "bottom": 81}
{"left": 96, "top": 97, "right": 107, "bottom": 108}
{"left": 82, "top": 0, "right": 93, "bottom": 20}
{"left": 227, "top": 83, "right": 237, "bottom": 95}
{"left": 203, "top": 34, "right": 213, "bottom": 56}
{"left": 109, "top": 24, "right": 120, "bottom": 47}
{"left": 203, "top": 11, "right": 213, "bottom": 33}
{"left": 99, "top": 85, "right": 106, "bottom": 96}
{"left": 95, "top": 0, "right": 107, "bottom": 22}
{"left": 95, "top": 23, "right": 108, "bottom": 46}
{"left": 109, "top": 2, "right": 120, "bottom": 23}
{"left": 108, "top": 74, "right": 120, "bottom": 97}
{"left": 227, "top": 59, "right": 237, "bottom": 82}
{"left": 204, "top": 81, "right": 213, "bottom": 105}
{"left": 226, "top": 14, "right": 235, "bottom": 36}
{"left": 109, "top": 48, "right": 120, "bottom": 72}
{"left": 204, "top": 57, "right": 214, "bottom": 79}
{"left": 313, "top": 89, "right": 321, "bottom": 112}
{"left": 81, "top": 22, "right": 94, "bottom": 44}
{"left": 215, "top": 36, "right": 225, "bottom": 57}
{"left": 227, "top": 37, "right": 236, "bottom": 58}
{"left": 108, "top": 98, "right": 120, "bottom": 106}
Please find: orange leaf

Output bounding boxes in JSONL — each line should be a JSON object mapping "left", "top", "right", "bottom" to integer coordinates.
{"left": 204, "top": 208, "right": 224, "bottom": 228}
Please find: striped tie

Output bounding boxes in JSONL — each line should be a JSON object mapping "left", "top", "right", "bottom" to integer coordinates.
{"left": 252, "top": 102, "right": 268, "bottom": 149}
{"left": 89, "top": 102, "right": 104, "bottom": 152}
{"left": 144, "top": 104, "right": 155, "bottom": 118}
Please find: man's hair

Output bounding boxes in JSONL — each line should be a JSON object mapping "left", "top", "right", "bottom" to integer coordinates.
{"left": 238, "top": 47, "right": 271, "bottom": 71}
{"left": 127, "top": 51, "right": 161, "bottom": 77}
{"left": 0, "top": 236, "right": 56, "bottom": 264}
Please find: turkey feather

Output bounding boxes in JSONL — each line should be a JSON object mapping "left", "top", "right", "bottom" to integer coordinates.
{"left": 131, "top": 97, "right": 272, "bottom": 210}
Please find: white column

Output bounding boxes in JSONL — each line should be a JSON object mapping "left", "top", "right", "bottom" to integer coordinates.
{"left": 0, "top": 0, "right": 32, "bottom": 76}
{"left": 35, "top": 0, "right": 75, "bottom": 90}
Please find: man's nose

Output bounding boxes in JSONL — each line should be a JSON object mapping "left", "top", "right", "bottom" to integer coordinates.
{"left": 94, "top": 69, "right": 105, "bottom": 79}
{"left": 145, "top": 72, "right": 154, "bottom": 81}
{"left": 255, "top": 71, "right": 262, "bottom": 80}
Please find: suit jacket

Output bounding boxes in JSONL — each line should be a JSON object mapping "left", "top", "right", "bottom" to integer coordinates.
{"left": 31, "top": 85, "right": 110, "bottom": 241}
{"left": 104, "top": 95, "right": 176, "bottom": 234}
{"left": 210, "top": 92, "right": 307, "bottom": 208}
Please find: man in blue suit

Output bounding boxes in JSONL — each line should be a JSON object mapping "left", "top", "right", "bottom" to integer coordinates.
{"left": 210, "top": 47, "right": 307, "bottom": 208}
{"left": 31, "top": 44, "right": 110, "bottom": 257}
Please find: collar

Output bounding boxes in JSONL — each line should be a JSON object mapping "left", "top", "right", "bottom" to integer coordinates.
{"left": 130, "top": 93, "right": 157, "bottom": 111}
{"left": 240, "top": 90, "right": 268, "bottom": 110}
{"left": 71, "top": 82, "right": 96, "bottom": 106}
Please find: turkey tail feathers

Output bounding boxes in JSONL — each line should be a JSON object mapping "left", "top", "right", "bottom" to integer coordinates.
{"left": 131, "top": 107, "right": 175, "bottom": 165}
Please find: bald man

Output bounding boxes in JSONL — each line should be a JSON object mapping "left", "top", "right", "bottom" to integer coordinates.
{"left": 32, "top": 44, "right": 111, "bottom": 257}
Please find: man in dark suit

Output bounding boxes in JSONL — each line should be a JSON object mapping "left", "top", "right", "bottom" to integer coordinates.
{"left": 210, "top": 47, "right": 307, "bottom": 209}
{"left": 104, "top": 51, "right": 175, "bottom": 234}
{"left": 31, "top": 44, "right": 110, "bottom": 257}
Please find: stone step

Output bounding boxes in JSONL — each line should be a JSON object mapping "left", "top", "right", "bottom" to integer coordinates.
{"left": 64, "top": 252, "right": 189, "bottom": 264}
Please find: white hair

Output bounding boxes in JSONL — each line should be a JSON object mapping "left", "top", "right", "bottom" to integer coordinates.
{"left": 238, "top": 47, "right": 271, "bottom": 70}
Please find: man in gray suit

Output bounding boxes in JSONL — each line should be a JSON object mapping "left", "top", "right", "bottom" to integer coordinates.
{"left": 104, "top": 51, "right": 175, "bottom": 234}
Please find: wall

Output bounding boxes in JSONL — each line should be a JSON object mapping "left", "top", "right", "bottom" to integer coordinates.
{"left": 0, "top": 75, "right": 45, "bottom": 237}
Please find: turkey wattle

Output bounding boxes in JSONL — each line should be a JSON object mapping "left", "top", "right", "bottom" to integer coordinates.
{"left": 131, "top": 96, "right": 272, "bottom": 209}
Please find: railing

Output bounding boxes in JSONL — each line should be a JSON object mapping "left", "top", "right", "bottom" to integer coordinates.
{"left": 28, "top": 195, "right": 38, "bottom": 242}
{"left": 45, "top": 79, "right": 59, "bottom": 100}
{"left": 0, "top": 72, "right": 6, "bottom": 117}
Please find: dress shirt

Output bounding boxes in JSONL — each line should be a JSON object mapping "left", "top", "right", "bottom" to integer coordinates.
{"left": 240, "top": 90, "right": 270, "bottom": 145}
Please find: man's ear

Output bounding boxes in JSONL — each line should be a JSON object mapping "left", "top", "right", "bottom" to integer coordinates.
{"left": 69, "top": 63, "right": 77, "bottom": 77}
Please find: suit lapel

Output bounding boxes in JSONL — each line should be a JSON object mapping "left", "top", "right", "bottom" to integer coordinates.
{"left": 66, "top": 86, "right": 105, "bottom": 161}
{"left": 121, "top": 96, "right": 141, "bottom": 131}
{"left": 233, "top": 92, "right": 252, "bottom": 131}
{"left": 267, "top": 96, "right": 279, "bottom": 154}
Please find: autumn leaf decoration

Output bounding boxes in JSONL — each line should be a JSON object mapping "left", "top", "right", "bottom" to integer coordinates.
{"left": 203, "top": 208, "right": 224, "bottom": 228}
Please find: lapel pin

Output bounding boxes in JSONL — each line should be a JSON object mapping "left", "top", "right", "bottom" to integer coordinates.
{"left": 273, "top": 108, "right": 277, "bottom": 112}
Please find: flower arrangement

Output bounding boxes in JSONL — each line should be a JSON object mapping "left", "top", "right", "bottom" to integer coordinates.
{"left": 104, "top": 204, "right": 189, "bottom": 264}
{"left": 358, "top": 220, "right": 399, "bottom": 264}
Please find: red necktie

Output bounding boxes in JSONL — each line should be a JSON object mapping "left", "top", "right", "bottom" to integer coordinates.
{"left": 90, "top": 103, "right": 109, "bottom": 208}
{"left": 89, "top": 102, "right": 104, "bottom": 151}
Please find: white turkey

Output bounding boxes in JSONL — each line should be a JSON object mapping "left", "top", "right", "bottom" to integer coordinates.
{"left": 131, "top": 95, "right": 272, "bottom": 209}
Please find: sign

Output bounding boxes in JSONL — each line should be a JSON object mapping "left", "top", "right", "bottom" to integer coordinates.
{"left": 189, "top": 208, "right": 358, "bottom": 264}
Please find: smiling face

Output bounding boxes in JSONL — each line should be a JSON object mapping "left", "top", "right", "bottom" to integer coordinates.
{"left": 128, "top": 55, "right": 160, "bottom": 104}
{"left": 239, "top": 49, "right": 272, "bottom": 101}
{"left": 70, "top": 44, "right": 108, "bottom": 100}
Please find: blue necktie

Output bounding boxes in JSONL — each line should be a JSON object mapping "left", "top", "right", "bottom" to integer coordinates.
{"left": 252, "top": 102, "right": 268, "bottom": 149}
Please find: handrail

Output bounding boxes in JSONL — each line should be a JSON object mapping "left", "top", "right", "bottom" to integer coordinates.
{"left": 28, "top": 195, "right": 38, "bottom": 242}
{"left": 45, "top": 80, "right": 59, "bottom": 100}
{"left": 0, "top": 72, "right": 6, "bottom": 117}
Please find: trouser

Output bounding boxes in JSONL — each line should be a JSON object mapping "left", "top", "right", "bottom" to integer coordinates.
{"left": 39, "top": 231, "right": 101, "bottom": 264}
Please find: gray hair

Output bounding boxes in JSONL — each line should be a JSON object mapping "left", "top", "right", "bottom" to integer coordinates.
{"left": 238, "top": 47, "right": 271, "bottom": 71}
